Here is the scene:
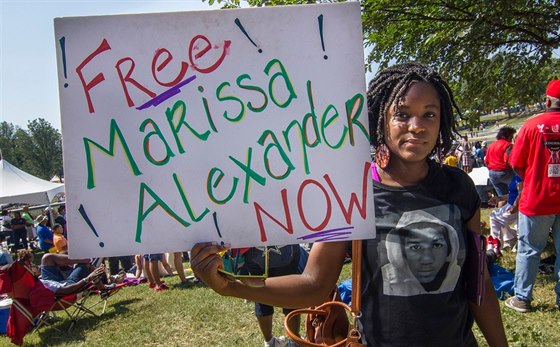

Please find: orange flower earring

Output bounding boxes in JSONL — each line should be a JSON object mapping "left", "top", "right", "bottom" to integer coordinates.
{"left": 375, "top": 142, "right": 390, "bottom": 169}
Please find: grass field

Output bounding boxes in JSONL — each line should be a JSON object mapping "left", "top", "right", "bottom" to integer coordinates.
{"left": 465, "top": 110, "right": 540, "bottom": 144}
{"left": 1, "top": 210, "right": 558, "bottom": 347}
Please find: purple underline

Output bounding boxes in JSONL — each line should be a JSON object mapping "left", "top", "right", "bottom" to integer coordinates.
{"left": 136, "top": 75, "right": 197, "bottom": 111}
{"left": 297, "top": 226, "right": 355, "bottom": 242}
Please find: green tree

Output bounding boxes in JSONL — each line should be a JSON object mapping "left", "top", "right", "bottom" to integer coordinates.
{"left": 0, "top": 118, "right": 62, "bottom": 180}
{"left": 25, "top": 119, "right": 63, "bottom": 180}
{"left": 0, "top": 122, "right": 18, "bottom": 163}
{"left": 206, "top": 0, "right": 560, "bottom": 123}
{"left": 365, "top": 1, "right": 559, "bottom": 116}
{"left": 12, "top": 127, "right": 36, "bottom": 174}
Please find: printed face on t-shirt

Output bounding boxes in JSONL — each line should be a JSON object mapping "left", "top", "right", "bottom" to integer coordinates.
{"left": 380, "top": 207, "right": 463, "bottom": 297}
{"left": 403, "top": 224, "right": 449, "bottom": 284}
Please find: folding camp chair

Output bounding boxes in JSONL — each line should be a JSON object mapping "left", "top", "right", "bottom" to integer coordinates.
{"left": 0, "top": 259, "right": 125, "bottom": 345}
{"left": 0, "top": 260, "right": 55, "bottom": 345}
{"left": 33, "top": 286, "right": 96, "bottom": 332}
{"left": 84, "top": 282, "right": 125, "bottom": 316}
{"left": 34, "top": 281, "right": 124, "bottom": 332}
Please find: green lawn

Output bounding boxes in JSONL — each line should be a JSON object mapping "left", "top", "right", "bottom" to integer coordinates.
{"left": 465, "top": 110, "right": 541, "bottom": 143}
{"left": 1, "top": 211, "right": 558, "bottom": 346}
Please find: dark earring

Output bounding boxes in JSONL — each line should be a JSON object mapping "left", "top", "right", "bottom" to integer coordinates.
{"left": 375, "top": 142, "right": 390, "bottom": 169}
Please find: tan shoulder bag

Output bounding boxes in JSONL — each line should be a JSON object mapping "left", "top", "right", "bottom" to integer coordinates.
{"left": 284, "top": 240, "right": 365, "bottom": 346}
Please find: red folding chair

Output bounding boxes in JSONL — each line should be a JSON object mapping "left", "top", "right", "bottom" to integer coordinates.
{"left": 0, "top": 259, "right": 125, "bottom": 345}
{"left": 0, "top": 261, "right": 55, "bottom": 345}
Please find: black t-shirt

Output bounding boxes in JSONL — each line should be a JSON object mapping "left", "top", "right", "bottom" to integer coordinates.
{"left": 55, "top": 215, "right": 66, "bottom": 227}
{"left": 360, "top": 160, "right": 480, "bottom": 347}
{"left": 10, "top": 217, "right": 27, "bottom": 231}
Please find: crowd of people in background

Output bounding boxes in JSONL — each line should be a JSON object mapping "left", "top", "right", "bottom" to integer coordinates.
{"left": 444, "top": 80, "right": 560, "bottom": 315}
{"left": 0, "top": 204, "right": 196, "bottom": 294}
{"left": 443, "top": 136, "right": 491, "bottom": 173}
{"left": 0, "top": 205, "right": 66, "bottom": 256}
{"left": 504, "top": 80, "right": 560, "bottom": 313}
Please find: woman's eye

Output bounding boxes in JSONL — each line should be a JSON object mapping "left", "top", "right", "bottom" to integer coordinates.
{"left": 424, "top": 112, "right": 437, "bottom": 118}
{"left": 433, "top": 242, "right": 444, "bottom": 249}
{"left": 394, "top": 112, "right": 409, "bottom": 120}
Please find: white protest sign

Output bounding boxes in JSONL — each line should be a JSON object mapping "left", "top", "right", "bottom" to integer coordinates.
{"left": 55, "top": 2, "right": 375, "bottom": 258}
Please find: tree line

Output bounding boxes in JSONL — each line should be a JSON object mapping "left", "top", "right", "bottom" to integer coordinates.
{"left": 0, "top": 119, "right": 63, "bottom": 181}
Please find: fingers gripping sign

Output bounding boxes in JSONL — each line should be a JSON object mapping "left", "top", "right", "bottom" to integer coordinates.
{"left": 190, "top": 241, "right": 231, "bottom": 293}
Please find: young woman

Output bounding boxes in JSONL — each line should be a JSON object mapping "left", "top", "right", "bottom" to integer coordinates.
{"left": 190, "top": 62, "right": 507, "bottom": 346}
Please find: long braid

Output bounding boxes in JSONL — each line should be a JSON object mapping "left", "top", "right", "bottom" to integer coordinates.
{"left": 367, "top": 62, "right": 461, "bottom": 157}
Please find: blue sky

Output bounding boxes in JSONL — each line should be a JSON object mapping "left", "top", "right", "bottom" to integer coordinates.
{"left": 1, "top": 0, "right": 222, "bottom": 131}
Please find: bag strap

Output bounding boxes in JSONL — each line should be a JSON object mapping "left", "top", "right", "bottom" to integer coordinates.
{"left": 351, "top": 240, "right": 361, "bottom": 316}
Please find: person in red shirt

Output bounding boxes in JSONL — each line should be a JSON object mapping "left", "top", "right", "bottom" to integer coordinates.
{"left": 505, "top": 79, "right": 560, "bottom": 313}
{"left": 484, "top": 126, "right": 516, "bottom": 205}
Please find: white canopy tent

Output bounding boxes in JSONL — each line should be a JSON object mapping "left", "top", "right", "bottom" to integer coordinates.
{"left": 0, "top": 159, "right": 64, "bottom": 205}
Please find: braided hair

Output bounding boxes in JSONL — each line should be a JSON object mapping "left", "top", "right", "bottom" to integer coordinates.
{"left": 367, "top": 62, "right": 461, "bottom": 157}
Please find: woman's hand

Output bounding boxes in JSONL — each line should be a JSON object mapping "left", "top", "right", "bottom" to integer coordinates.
{"left": 190, "top": 242, "right": 231, "bottom": 294}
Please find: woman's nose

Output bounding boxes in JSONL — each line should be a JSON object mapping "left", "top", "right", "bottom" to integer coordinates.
{"left": 408, "top": 116, "right": 426, "bottom": 133}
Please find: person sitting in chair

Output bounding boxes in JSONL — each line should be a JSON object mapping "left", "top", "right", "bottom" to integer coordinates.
{"left": 36, "top": 216, "right": 55, "bottom": 253}
{"left": 52, "top": 224, "right": 68, "bottom": 254}
{"left": 38, "top": 252, "right": 114, "bottom": 295}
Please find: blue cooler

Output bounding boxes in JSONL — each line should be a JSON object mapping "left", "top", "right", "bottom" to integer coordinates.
{"left": 0, "top": 298, "right": 12, "bottom": 334}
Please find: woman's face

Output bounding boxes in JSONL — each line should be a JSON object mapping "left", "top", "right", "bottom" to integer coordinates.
{"left": 385, "top": 82, "right": 441, "bottom": 165}
{"left": 404, "top": 225, "right": 449, "bottom": 283}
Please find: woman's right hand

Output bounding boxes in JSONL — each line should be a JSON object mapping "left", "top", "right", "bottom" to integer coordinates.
{"left": 190, "top": 242, "right": 231, "bottom": 294}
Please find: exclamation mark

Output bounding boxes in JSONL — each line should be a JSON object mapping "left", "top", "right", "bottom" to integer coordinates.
{"left": 318, "top": 15, "right": 328, "bottom": 60}
{"left": 78, "top": 204, "right": 104, "bottom": 247}
{"left": 234, "top": 18, "right": 262, "bottom": 53}
{"left": 212, "top": 211, "right": 223, "bottom": 239}
{"left": 213, "top": 212, "right": 228, "bottom": 256}
{"left": 59, "top": 36, "right": 69, "bottom": 88}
